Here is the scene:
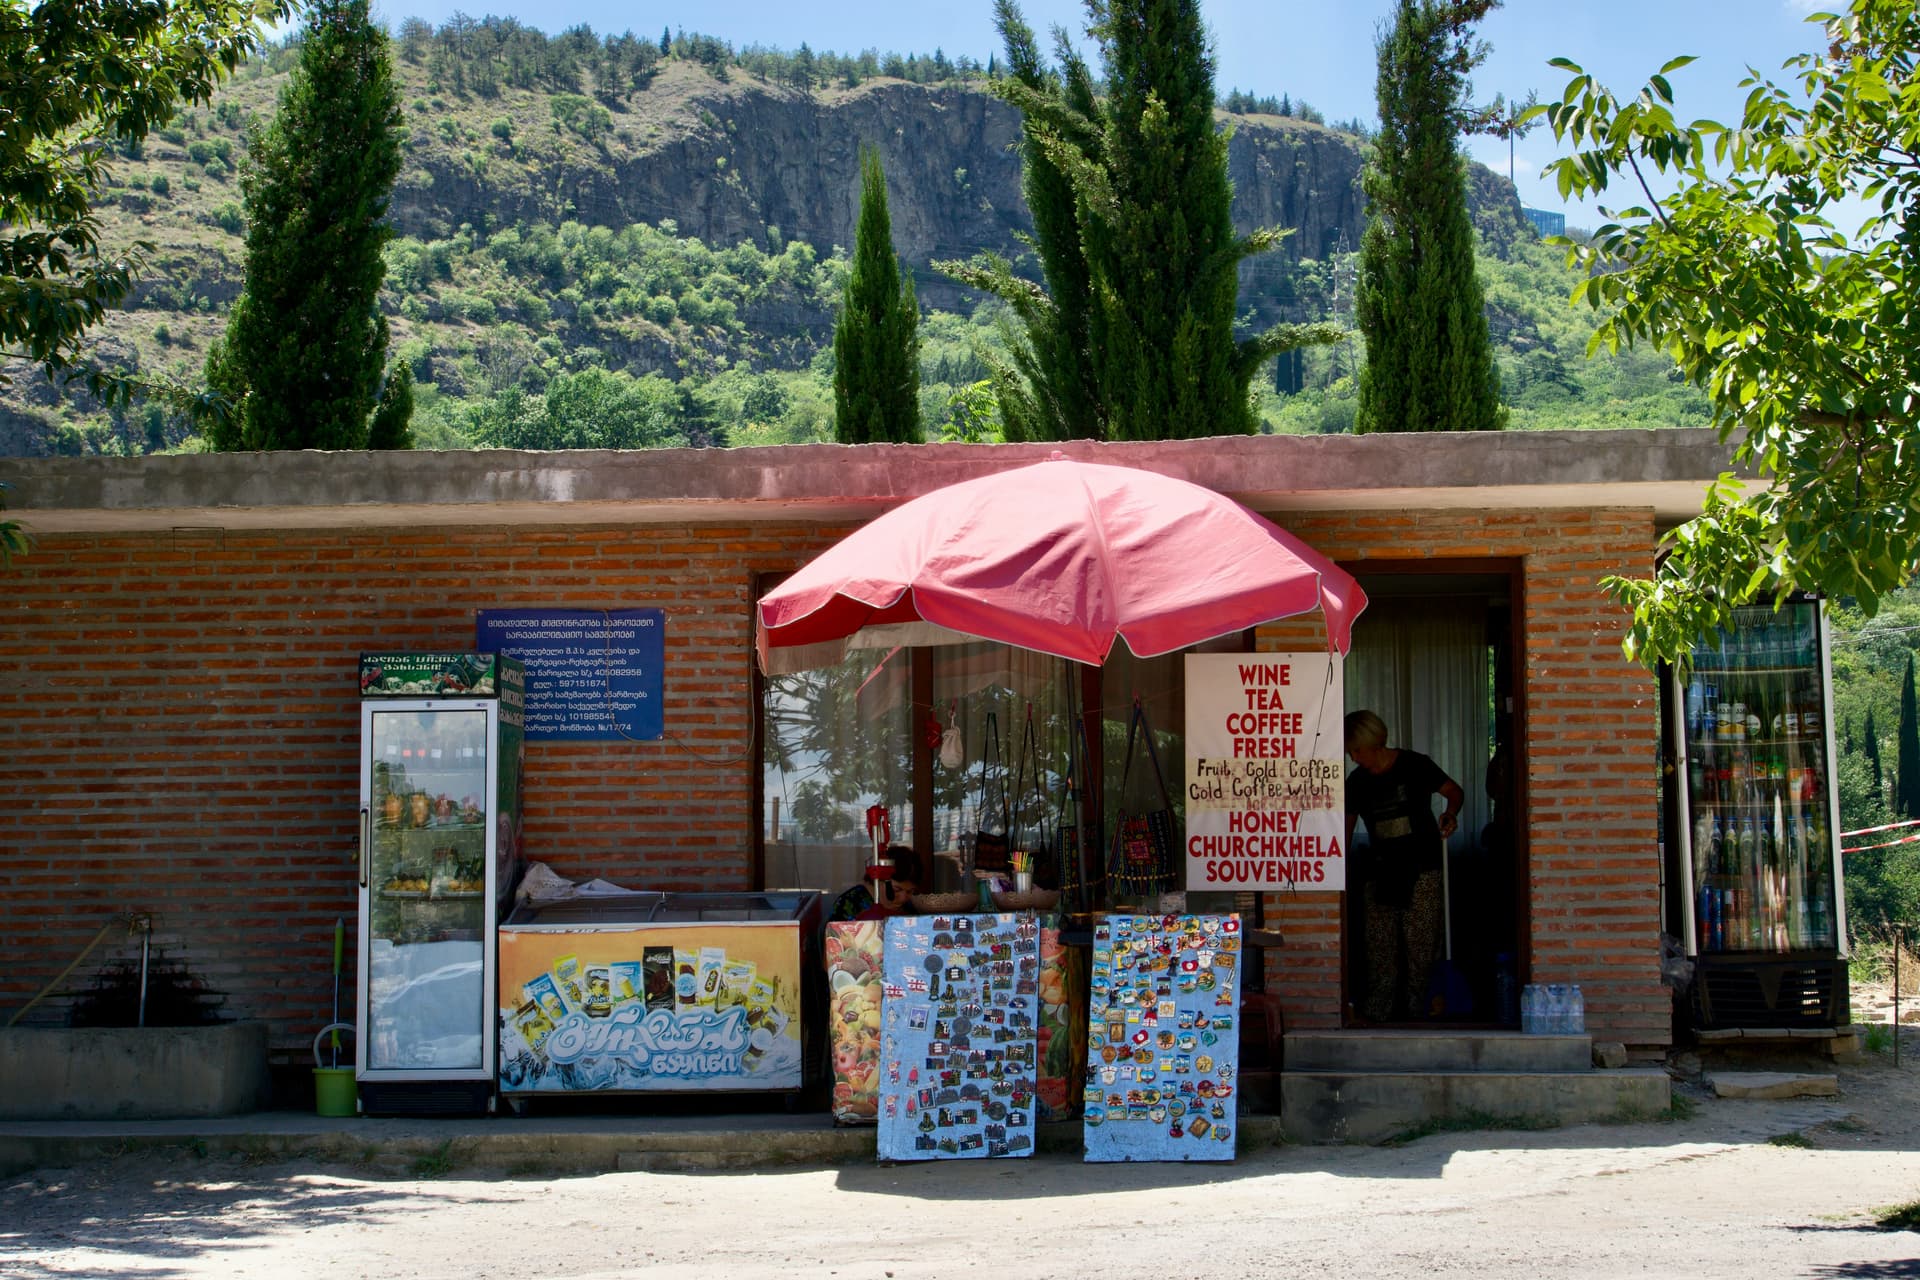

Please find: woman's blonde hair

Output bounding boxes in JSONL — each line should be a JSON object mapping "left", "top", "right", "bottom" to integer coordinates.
{"left": 1344, "top": 710, "right": 1388, "bottom": 752}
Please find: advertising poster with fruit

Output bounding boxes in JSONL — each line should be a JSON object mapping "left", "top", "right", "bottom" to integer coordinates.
{"left": 826, "top": 921, "right": 884, "bottom": 1123}
{"left": 875, "top": 913, "right": 1040, "bottom": 1161}
{"left": 1082, "top": 914, "right": 1244, "bottom": 1163}
{"left": 360, "top": 652, "right": 502, "bottom": 697}
{"left": 1033, "top": 927, "right": 1086, "bottom": 1121}
{"left": 498, "top": 925, "right": 801, "bottom": 1092}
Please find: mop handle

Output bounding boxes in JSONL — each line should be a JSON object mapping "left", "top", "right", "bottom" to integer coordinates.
{"left": 331, "top": 918, "right": 344, "bottom": 1052}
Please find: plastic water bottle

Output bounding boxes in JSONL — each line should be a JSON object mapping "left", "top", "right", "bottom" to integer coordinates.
{"left": 1545, "top": 984, "right": 1566, "bottom": 1034}
{"left": 1521, "top": 983, "right": 1538, "bottom": 1034}
{"left": 1569, "top": 985, "right": 1585, "bottom": 1035}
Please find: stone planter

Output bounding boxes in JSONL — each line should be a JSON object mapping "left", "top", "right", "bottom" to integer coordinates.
{"left": 0, "top": 1022, "right": 271, "bottom": 1120}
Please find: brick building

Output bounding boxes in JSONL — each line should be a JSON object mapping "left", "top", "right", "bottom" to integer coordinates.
{"left": 1, "top": 429, "right": 1741, "bottom": 1071}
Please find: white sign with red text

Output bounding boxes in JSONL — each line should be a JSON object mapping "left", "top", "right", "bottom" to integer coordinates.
{"left": 1183, "top": 653, "right": 1346, "bottom": 891}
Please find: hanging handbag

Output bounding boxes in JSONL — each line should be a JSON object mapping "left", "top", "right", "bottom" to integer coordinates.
{"left": 1106, "top": 697, "right": 1177, "bottom": 898}
{"left": 971, "top": 710, "right": 1011, "bottom": 872}
{"left": 1009, "top": 703, "right": 1053, "bottom": 884}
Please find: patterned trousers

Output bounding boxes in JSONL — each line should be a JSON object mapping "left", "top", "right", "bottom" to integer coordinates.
{"left": 1362, "top": 869, "right": 1443, "bottom": 1023}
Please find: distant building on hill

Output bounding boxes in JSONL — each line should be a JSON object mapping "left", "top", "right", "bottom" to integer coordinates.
{"left": 1523, "top": 206, "right": 1566, "bottom": 238}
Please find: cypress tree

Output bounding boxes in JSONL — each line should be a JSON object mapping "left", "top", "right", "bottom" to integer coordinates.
{"left": 1866, "top": 706, "right": 1884, "bottom": 804}
{"left": 207, "top": 0, "right": 407, "bottom": 451}
{"left": 832, "top": 147, "right": 920, "bottom": 443}
{"left": 939, "top": 0, "right": 1337, "bottom": 441}
{"left": 1354, "top": 0, "right": 1505, "bottom": 433}
{"left": 1900, "top": 655, "right": 1920, "bottom": 818}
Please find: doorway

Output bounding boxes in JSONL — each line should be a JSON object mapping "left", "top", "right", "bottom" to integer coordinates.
{"left": 1342, "top": 567, "right": 1522, "bottom": 1027}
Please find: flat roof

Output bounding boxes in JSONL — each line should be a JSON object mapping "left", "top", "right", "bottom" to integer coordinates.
{"left": 5, "top": 428, "right": 1752, "bottom": 534}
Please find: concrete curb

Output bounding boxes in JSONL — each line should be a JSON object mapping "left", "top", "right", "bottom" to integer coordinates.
{"left": 0, "top": 1112, "right": 1293, "bottom": 1178}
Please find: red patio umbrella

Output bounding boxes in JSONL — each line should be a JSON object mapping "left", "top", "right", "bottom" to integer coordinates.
{"left": 756, "top": 457, "right": 1366, "bottom": 673}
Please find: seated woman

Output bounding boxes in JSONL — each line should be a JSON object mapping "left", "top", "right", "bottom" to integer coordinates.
{"left": 854, "top": 845, "right": 923, "bottom": 921}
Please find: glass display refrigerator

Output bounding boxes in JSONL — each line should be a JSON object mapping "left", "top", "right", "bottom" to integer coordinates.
{"left": 356, "top": 652, "right": 526, "bottom": 1114}
{"left": 1666, "top": 599, "right": 1848, "bottom": 1029}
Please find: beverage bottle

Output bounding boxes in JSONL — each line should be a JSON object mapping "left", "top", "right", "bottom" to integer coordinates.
{"left": 1697, "top": 884, "right": 1714, "bottom": 952}
{"left": 1738, "top": 814, "right": 1757, "bottom": 875}
{"left": 1709, "top": 814, "right": 1726, "bottom": 877}
{"left": 1521, "top": 983, "right": 1537, "bottom": 1034}
{"left": 1495, "top": 954, "right": 1518, "bottom": 1026}
{"left": 1801, "top": 679, "right": 1823, "bottom": 737}
{"left": 1569, "top": 985, "right": 1585, "bottom": 1035}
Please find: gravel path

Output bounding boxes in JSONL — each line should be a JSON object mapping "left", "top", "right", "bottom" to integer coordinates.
{"left": 6, "top": 1026, "right": 1920, "bottom": 1278}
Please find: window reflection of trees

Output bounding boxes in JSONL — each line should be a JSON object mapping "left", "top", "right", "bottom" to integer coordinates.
{"left": 763, "top": 649, "right": 911, "bottom": 844}
{"left": 760, "top": 644, "right": 1079, "bottom": 886}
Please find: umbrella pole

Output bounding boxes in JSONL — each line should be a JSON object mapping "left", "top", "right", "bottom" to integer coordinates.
{"left": 1070, "top": 691, "right": 1095, "bottom": 920}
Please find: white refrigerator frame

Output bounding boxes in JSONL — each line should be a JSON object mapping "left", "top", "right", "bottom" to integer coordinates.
{"left": 356, "top": 697, "right": 502, "bottom": 1085}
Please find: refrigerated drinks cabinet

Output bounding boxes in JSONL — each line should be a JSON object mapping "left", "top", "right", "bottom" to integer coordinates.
{"left": 356, "top": 652, "right": 526, "bottom": 1113}
{"left": 1666, "top": 599, "right": 1848, "bottom": 1029}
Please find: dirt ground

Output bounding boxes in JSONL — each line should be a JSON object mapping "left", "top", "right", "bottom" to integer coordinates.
{"left": 6, "top": 990, "right": 1920, "bottom": 1280}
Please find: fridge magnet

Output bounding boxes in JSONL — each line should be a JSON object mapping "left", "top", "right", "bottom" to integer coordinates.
{"left": 1082, "top": 914, "right": 1244, "bottom": 1164}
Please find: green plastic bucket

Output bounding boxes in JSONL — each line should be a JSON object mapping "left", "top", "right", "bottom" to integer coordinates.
{"left": 313, "top": 1023, "right": 357, "bottom": 1118}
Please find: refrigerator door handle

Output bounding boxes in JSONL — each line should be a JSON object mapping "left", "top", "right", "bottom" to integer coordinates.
{"left": 359, "top": 806, "right": 371, "bottom": 889}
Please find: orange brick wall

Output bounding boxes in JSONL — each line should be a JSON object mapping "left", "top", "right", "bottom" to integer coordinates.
{"left": 0, "top": 522, "right": 844, "bottom": 1058}
{"left": 1, "top": 506, "right": 1669, "bottom": 1055}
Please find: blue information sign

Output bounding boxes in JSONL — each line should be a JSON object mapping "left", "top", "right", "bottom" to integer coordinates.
{"left": 476, "top": 608, "right": 664, "bottom": 741}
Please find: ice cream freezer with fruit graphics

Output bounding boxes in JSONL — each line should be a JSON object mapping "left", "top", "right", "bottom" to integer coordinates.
{"left": 495, "top": 890, "right": 825, "bottom": 1108}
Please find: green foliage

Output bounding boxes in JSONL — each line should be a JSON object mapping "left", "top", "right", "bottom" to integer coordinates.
{"left": 1826, "top": 586, "right": 1920, "bottom": 938}
{"left": 832, "top": 148, "right": 920, "bottom": 443}
{"left": 0, "top": 0, "right": 286, "bottom": 416}
{"left": 1901, "top": 654, "right": 1920, "bottom": 819}
{"left": 1355, "top": 0, "right": 1506, "bottom": 434}
{"left": 944, "top": 0, "right": 1338, "bottom": 442}
{"left": 1536, "top": 1, "right": 1920, "bottom": 665}
{"left": 0, "top": 481, "right": 31, "bottom": 566}
{"left": 210, "top": 0, "right": 406, "bottom": 451}
{"left": 456, "top": 367, "right": 693, "bottom": 449}
{"left": 368, "top": 363, "right": 415, "bottom": 449}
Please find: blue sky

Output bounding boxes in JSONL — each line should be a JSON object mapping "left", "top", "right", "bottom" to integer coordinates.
{"left": 368, "top": 0, "right": 1841, "bottom": 229}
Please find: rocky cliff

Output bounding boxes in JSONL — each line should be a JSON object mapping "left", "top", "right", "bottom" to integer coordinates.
{"left": 387, "top": 61, "right": 1407, "bottom": 317}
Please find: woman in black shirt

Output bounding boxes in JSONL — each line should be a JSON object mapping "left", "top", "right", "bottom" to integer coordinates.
{"left": 1344, "top": 709, "right": 1465, "bottom": 1023}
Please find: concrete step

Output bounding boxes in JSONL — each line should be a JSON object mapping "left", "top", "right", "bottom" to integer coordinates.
{"left": 1284, "top": 1029, "right": 1593, "bottom": 1073}
{"left": 1281, "top": 1068, "right": 1671, "bottom": 1145}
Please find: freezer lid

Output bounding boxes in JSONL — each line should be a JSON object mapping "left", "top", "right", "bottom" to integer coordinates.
{"left": 648, "top": 890, "right": 823, "bottom": 922}
{"left": 502, "top": 889, "right": 824, "bottom": 926}
{"left": 502, "top": 890, "right": 668, "bottom": 927}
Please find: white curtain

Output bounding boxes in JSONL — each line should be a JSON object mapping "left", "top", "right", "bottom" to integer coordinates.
{"left": 1345, "top": 598, "right": 1491, "bottom": 855}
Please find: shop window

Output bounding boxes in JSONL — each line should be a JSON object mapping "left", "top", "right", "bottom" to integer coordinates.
{"left": 760, "top": 643, "right": 1077, "bottom": 901}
